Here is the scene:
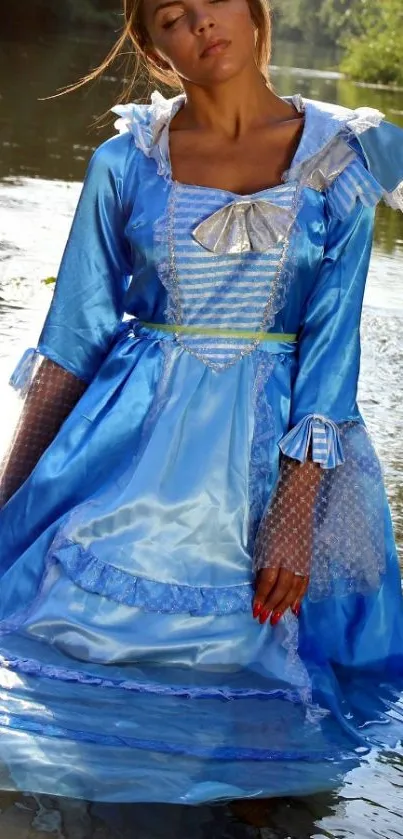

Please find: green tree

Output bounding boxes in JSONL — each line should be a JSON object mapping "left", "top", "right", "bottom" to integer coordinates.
{"left": 340, "top": 0, "right": 403, "bottom": 86}
{"left": 270, "top": 0, "right": 359, "bottom": 46}
{"left": 319, "top": 0, "right": 362, "bottom": 41}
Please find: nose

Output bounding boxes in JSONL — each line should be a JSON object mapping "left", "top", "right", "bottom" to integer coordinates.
{"left": 191, "top": 7, "right": 216, "bottom": 34}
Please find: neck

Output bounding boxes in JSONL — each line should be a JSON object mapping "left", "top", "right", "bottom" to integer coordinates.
{"left": 176, "top": 66, "right": 291, "bottom": 139}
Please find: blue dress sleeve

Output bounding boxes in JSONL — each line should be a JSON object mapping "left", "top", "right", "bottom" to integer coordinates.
{"left": 280, "top": 115, "right": 403, "bottom": 470}
{"left": 280, "top": 201, "right": 374, "bottom": 469}
{"left": 13, "top": 134, "right": 133, "bottom": 389}
{"left": 280, "top": 203, "right": 373, "bottom": 468}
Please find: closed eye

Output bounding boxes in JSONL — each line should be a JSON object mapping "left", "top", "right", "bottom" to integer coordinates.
{"left": 161, "top": 9, "right": 185, "bottom": 27}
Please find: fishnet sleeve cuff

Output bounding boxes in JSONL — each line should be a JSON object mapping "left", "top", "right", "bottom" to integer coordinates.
{"left": 279, "top": 414, "right": 345, "bottom": 469}
{"left": 9, "top": 348, "right": 42, "bottom": 399}
{"left": 9, "top": 347, "right": 89, "bottom": 399}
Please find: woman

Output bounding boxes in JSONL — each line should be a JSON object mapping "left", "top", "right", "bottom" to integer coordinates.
{"left": 0, "top": 0, "right": 402, "bottom": 807}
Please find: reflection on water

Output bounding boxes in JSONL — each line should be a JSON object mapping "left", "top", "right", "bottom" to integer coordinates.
{"left": 0, "top": 29, "right": 402, "bottom": 839}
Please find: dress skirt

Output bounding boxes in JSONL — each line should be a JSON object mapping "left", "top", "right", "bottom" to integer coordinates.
{"left": 0, "top": 322, "right": 402, "bottom": 803}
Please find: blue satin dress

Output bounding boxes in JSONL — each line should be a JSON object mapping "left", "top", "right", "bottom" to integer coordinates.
{"left": 0, "top": 91, "right": 402, "bottom": 804}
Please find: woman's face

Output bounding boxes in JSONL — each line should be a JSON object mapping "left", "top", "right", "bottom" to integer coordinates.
{"left": 143, "top": 0, "right": 257, "bottom": 86}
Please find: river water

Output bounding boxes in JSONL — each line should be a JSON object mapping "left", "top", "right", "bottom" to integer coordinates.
{"left": 0, "top": 31, "right": 403, "bottom": 839}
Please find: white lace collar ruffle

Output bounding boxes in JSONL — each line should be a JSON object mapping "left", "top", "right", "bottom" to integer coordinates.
{"left": 112, "top": 91, "right": 185, "bottom": 179}
{"left": 111, "top": 90, "right": 385, "bottom": 187}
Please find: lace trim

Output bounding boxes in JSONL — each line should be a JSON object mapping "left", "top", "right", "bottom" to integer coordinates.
{"left": 346, "top": 107, "right": 384, "bottom": 136}
{"left": 153, "top": 183, "right": 182, "bottom": 326}
{"left": 279, "top": 415, "right": 345, "bottom": 470}
{"left": 248, "top": 352, "right": 277, "bottom": 547}
{"left": 262, "top": 185, "right": 305, "bottom": 333}
{"left": 112, "top": 91, "right": 184, "bottom": 180}
{"left": 50, "top": 537, "right": 254, "bottom": 615}
{"left": 0, "top": 653, "right": 305, "bottom": 703}
{"left": 281, "top": 610, "right": 313, "bottom": 706}
{"left": 385, "top": 180, "right": 403, "bottom": 211}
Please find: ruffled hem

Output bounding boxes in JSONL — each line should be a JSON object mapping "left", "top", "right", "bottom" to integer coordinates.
{"left": 279, "top": 414, "right": 345, "bottom": 469}
{"left": 51, "top": 537, "right": 254, "bottom": 616}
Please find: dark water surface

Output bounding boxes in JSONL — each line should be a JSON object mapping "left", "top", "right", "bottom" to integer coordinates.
{"left": 0, "top": 31, "right": 403, "bottom": 839}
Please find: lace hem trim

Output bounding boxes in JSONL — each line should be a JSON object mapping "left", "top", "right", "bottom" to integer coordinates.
{"left": 0, "top": 653, "right": 305, "bottom": 703}
{"left": 51, "top": 537, "right": 254, "bottom": 615}
{"left": 279, "top": 414, "right": 345, "bottom": 469}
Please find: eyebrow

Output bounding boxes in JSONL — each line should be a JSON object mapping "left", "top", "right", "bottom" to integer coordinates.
{"left": 153, "top": 0, "right": 183, "bottom": 14}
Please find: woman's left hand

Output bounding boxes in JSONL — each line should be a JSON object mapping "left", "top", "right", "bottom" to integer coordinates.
{"left": 252, "top": 567, "right": 309, "bottom": 625}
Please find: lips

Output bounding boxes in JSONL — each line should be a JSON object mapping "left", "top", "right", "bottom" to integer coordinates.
{"left": 200, "top": 39, "right": 231, "bottom": 59}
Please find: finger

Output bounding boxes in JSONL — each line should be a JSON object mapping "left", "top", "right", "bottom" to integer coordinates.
{"left": 253, "top": 568, "right": 279, "bottom": 618}
{"left": 260, "top": 568, "right": 295, "bottom": 621}
{"left": 269, "top": 579, "right": 303, "bottom": 625}
{"left": 291, "top": 576, "right": 309, "bottom": 616}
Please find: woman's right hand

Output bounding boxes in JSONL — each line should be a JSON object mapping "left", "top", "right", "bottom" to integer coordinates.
{"left": 253, "top": 566, "right": 309, "bottom": 625}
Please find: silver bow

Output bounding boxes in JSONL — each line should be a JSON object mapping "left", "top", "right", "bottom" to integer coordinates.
{"left": 192, "top": 199, "right": 294, "bottom": 255}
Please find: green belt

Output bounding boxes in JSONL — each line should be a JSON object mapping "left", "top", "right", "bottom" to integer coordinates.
{"left": 140, "top": 322, "right": 298, "bottom": 342}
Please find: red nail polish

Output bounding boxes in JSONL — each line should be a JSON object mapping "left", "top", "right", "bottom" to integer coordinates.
{"left": 259, "top": 609, "right": 270, "bottom": 624}
{"left": 292, "top": 603, "right": 301, "bottom": 617}
{"left": 253, "top": 603, "right": 262, "bottom": 619}
{"left": 270, "top": 611, "right": 282, "bottom": 626}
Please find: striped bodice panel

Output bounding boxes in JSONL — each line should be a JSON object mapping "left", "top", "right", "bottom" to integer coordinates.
{"left": 162, "top": 182, "right": 298, "bottom": 370}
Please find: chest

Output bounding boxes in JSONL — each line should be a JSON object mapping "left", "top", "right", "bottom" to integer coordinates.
{"left": 125, "top": 157, "right": 328, "bottom": 366}
{"left": 169, "top": 119, "right": 305, "bottom": 195}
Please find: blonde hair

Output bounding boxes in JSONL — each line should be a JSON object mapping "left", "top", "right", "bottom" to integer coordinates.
{"left": 67, "top": 0, "right": 272, "bottom": 99}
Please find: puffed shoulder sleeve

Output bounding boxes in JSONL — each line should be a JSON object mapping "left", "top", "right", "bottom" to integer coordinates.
{"left": 11, "top": 134, "right": 133, "bottom": 391}
{"left": 356, "top": 117, "right": 403, "bottom": 210}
